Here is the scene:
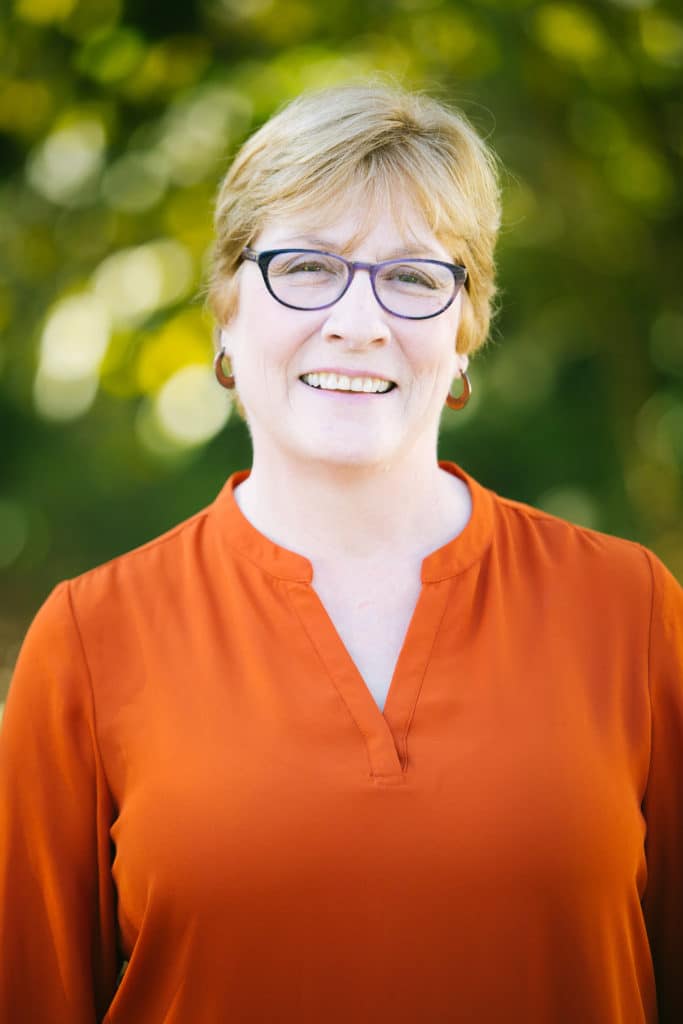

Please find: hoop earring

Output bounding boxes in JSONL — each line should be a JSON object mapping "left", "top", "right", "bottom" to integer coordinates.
{"left": 214, "top": 348, "right": 235, "bottom": 390}
{"left": 445, "top": 371, "right": 471, "bottom": 411}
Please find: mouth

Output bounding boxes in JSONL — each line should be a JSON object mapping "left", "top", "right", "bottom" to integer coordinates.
{"left": 299, "top": 372, "right": 397, "bottom": 394}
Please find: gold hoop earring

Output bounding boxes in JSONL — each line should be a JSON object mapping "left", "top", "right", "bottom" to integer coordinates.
{"left": 446, "top": 371, "right": 471, "bottom": 411}
{"left": 214, "top": 349, "right": 235, "bottom": 390}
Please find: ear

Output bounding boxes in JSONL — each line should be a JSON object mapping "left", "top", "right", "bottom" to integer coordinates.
{"left": 214, "top": 325, "right": 234, "bottom": 358}
{"left": 454, "top": 351, "right": 469, "bottom": 377}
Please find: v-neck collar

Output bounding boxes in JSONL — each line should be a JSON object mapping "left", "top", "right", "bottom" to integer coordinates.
{"left": 208, "top": 461, "right": 495, "bottom": 785}
{"left": 209, "top": 460, "right": 495, "bottom": 583}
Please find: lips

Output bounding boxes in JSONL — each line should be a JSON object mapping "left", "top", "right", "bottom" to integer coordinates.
{"left": 299, "top": 371, "right": 397, "bottom": 394}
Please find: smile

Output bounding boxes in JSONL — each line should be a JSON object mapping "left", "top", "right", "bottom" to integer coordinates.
{"left": 300, "top": 372, "right": 396, "bottom": 394}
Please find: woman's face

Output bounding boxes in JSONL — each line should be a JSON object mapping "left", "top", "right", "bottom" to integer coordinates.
{"left": 219, "top": 196, "right": 467, "bottom": 473}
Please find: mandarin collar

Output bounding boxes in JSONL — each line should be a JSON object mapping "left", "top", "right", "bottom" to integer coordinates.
{"left": 209, "top": 460, "right": 495, "bottom": 584}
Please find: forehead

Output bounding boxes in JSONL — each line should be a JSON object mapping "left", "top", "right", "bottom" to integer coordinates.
{"left": 253, "top": 185, "right": 452, "bottom": 259}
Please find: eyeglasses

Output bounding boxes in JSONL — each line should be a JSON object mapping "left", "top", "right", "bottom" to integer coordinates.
{"left": 241, "top": 247, "right": 468, "bottom": 320}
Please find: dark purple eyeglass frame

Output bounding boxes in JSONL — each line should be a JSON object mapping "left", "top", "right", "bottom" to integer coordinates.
{"left": 241, "top": 247, "right": 468, "bottom": 320}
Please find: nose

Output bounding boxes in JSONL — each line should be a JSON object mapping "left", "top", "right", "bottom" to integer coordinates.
{"left": 320, "top": 267, "right": 391, "bottom": 348}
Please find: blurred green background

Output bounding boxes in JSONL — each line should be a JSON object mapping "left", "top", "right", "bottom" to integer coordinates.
{"left": 1, "top": 0, "right": 682, "bottom": 704}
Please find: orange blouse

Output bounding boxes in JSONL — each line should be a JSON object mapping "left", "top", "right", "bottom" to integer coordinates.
{"left": 1, "top": 461, "right": 682, "bottom": 1023}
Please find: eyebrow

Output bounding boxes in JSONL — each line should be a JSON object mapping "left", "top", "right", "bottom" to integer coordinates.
{"left": 275, "top": 235, "right": 445, "bottom": 261}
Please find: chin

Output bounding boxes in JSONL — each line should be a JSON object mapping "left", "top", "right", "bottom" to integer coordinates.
{"left": 297, "top": 437, "right": 397, "bottom": 471}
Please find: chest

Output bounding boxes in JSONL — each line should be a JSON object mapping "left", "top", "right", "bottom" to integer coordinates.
{"left": 310, "top": 572, "right": 423, "bottom": 711}
{"left": 110, "top": 570, "right": 650, "bottom": 973}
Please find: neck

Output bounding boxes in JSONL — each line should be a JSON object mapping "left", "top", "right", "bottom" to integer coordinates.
{"left": 232, "top": 447, "right": 471, "bottom": 567}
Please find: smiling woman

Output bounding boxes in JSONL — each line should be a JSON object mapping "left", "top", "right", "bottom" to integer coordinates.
{"left": 215, "top": 197, "right": 471, "bottom": 479}
{"left": 1, "top": 82, "right": 683, "bottom": 1024}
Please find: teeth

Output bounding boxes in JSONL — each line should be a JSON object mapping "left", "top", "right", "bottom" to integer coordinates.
{"left": 301, "top": 372, "right": 393, "bottom": 394}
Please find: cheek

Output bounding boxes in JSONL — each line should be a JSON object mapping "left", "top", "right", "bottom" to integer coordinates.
{"left": 231, "top": 319, "right": 305, "bottom": 389}
{"left": 409, "top": 298, "right": 461, "bottom": 358}
{"left": 408, "top": 322, "right": 459, "bottom": 373}
{"left": 243, "top": 307, "right": 323, "bottom": 370}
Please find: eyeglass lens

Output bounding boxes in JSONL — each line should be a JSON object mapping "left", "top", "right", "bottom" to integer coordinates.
{"left": 266, "top": 251, "right": 457, "bottom": 317}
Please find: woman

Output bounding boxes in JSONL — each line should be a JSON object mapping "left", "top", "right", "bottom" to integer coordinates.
{"left": 1, "top": 83, "right": 682, "bottom": 1024}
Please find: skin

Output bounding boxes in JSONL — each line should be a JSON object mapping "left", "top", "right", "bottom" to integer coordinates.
{"left": 219, "top": 195, "right": 472, "bottom": 575}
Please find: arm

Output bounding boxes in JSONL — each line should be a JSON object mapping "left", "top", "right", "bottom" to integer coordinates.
{"left": 0, "top": 581, "right": 119, "bottom": 1022}
{"left": 641, "top": 552, "right": 683, "bottom": 1023}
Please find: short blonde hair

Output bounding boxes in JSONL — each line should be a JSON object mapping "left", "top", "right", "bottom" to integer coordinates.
{"left": 209, "top": 83, "right": 501, "bottom": 356}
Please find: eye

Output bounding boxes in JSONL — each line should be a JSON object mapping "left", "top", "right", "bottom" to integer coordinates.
{"left": 289, "top": 261, "right": 325, "bottom": 273}
{"left": 401, "top": 270, "right": 434, "bottom": 286}
{"left": 383, "top": 264, "right": 439, "bottom": 289}
{"left": 271, "top": 254, "right": 344, "bottom": 277}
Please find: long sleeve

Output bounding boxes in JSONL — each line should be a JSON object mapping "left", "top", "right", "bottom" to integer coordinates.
{"left": 641, "top": 551, "right": 683, "bottom": 1023}
{"left": 1, "top": 464, "right": 680, "bottom": 1023}
{"left": 0, "top": 581, "right": 119, "bottom": 1023}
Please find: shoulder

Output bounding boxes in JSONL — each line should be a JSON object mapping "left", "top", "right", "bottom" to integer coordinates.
{"left": 493, "top": 489, "right": 649, "bottom": 567}
{"left": 484, "top": 488, "right": 664, "bottom": 610}
{"left": 64, "top": 502, "right": 215, "bottom": 628}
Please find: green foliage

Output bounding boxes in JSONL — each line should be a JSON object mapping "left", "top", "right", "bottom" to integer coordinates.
{"left": 1, "top": 0, "right": 682, "bottom": 693}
